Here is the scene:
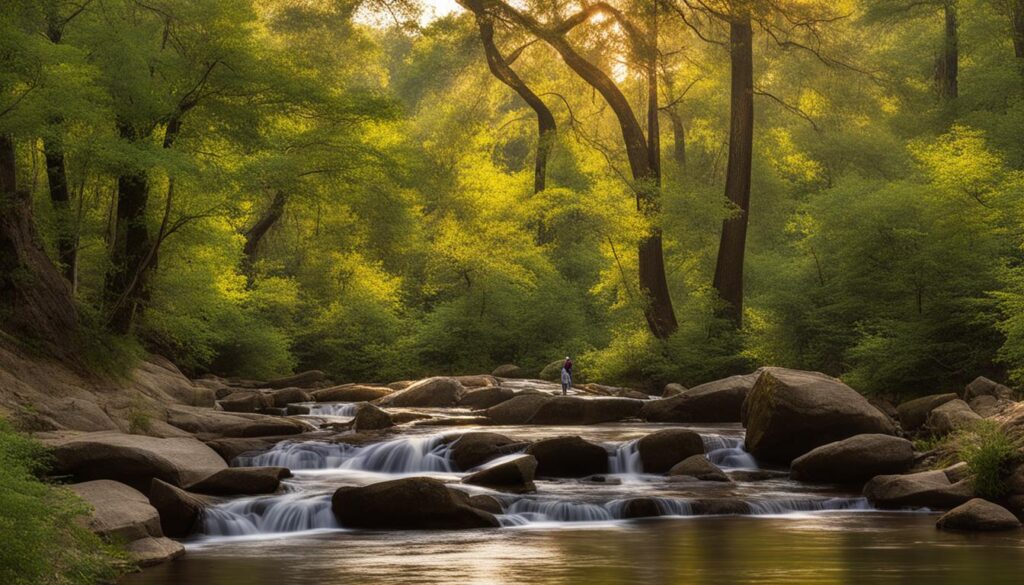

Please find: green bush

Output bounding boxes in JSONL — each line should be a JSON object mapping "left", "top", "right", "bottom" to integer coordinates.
{"left": 0, "top": 420, "right": 126, "bottom": 585}
{"left": 957, "top": 420, "right": 1020, "bottom": 500}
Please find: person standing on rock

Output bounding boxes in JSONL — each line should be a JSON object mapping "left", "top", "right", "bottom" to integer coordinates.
{"left": 561, "top": 356, "right": 573, "bottom": 395}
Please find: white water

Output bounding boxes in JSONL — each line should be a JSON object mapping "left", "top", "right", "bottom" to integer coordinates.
{"left": 746, "top": 497, "right": 871, "bottom": 515}
{"left": 200, "top": 493, "right": 339, "bottom": 537}
{"left": 234, "top": 435, "right": 455, "bottom": 473}
{"left": 607, "top": 439, "right": 643, "bottom": 474}
{"left": 309, "top": 402, "right": 359, "bottom": 417}
{"left": 704, "top": 435, "right": 759, "bottom": 470}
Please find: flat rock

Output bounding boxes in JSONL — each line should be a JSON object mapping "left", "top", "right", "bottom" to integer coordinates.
{"left": 69, "top": 480, "right": 162, "bottom": 542}
{"left": 311, "top": 384, "right": 393, "bottom": 402}
{"left": 790, "top": 434, "right": 914, "bottom": 484}
{"left": 124, "top": 536, "right": 185, "bottom": 567}
{"left": 166, "top": 406, "right": 311, "bottom": 439}
{"left": 937, "top": 498, "right": 1021, "bottom": 531}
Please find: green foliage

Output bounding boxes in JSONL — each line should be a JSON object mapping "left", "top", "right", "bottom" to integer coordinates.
{"left": 957, "top": 420, "right": 1021, "bottom": 500}
{"left": 0, "top": 421, "right": 126, "bottom": 585}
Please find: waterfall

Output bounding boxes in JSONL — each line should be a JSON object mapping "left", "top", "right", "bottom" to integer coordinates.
{"left": 200, "top": 493, "right": 339, "bottom": 536}
{"left": 607, "top": 439, "right": 643, "bottom": 474}
{"left": 234, "top": 436, "right": 455, "bottom": 473}
{"left": 309, "top": 403, "right": 359, "bottom": 417}
{"left": 746, "top": 497, "right": 872, "bottom": 515}
{"left": 704, "top": 435, "right": 758, "bottom": 470}
{"left": 498, "top": 497, "right": 694, "bottom": 525}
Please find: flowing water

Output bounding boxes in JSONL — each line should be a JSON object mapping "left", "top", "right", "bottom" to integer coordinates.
{"left": 120, "top": 418, "right": 1024, "bottom": 584}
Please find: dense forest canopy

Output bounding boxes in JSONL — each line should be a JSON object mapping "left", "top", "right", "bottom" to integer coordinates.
{"left": 2, "top": 0, "right": 1023, "bottom": 398}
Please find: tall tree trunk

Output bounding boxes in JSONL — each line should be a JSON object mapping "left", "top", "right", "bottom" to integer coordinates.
{"left": 42, "top": 137, "right": 76, "bottom": 286}
{"left": 0, "top": 134, "right": 79, "bottom": 356}
{"left": 712, "top": 15, "right": 754, "bottom": 327}
{"left": 666, "top": 108, "right": 686, "bottom": 167}
{"left": 1010, "top": 0, "right": 1024, "bottom": 60}
{"left": 937, "top": 2, "right": 959, "bottom": 99}
{"left": 243, "top": 190, "right": 287, "bottom": 276}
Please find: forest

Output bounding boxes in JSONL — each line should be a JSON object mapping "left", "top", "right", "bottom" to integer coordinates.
{"left": 2, "top": 0, "right": 1024, "bottom": 399}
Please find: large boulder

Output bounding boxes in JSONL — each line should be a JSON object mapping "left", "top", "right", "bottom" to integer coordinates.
{"left": 462, "top": 454, "right": 537, "bottom": 493}
{"left": 70, "top": 480, "right": 184, "bottom": 567}
{"left": 637, "top": 429, "right": 705, "bottom": 473}
{"left": 460, "top": 386, "right": 516, "bottom": 409}
{"left": 166, "top": 406, "right": 311, "bottom": 438}
{"left": 185, "top": 467, "right": 290, "bottom": 495}
{"left": 662, "top": 383, "right": 687, "bottom": 397}
{"left": 790, "top": 434, "right": 914, "bottom": 484}
{"left": 863, "top": 470, "right": 974, "bottom": 509}
{"left": 896, "top": 393, "right": 958, "bottom": 431}
{"left": 331, "top": 477, "right": 499, "bottom": 530}
{"left": 964, "top": 377, "right": 1015, "bottom": 402}
{"left": 264, "top": 370, "right": 328, "bottom": 389}
{"left": 492, "top": 364, "right": 525, "bottom": 378}
{"left": 311, "top": 384, "right": 393, "bottom": 402}
{"left": 486, "top": 395, "right": 642, "bottom": 425}
{"left": 47, "top": 431, "right": 227, "bottom": 491}
{"left": 937, "top": 499, "right": 1021, "bottom": 531}
{"left": 148, "top": 478, "right": 208, "bottom": 537}
{"left": 641, "top": 373, "right": 758, "bottom": 423}
{"left": 743, "top": 368, "right": 896, "bottom": 464}
{"left": 352, "top": 403, "right": 393, "bottom": 431}
{"left": 447, "top": 432, "right": 525, "bottom": 470}
{"left": 376, "top": 377, "right": 466, "bottom": 408}
{"left": 485, "top": 394, "right": 550, "bottom": 424}
{"left": 926, "top": 399, "right": 982, "bottom": 436}
{"left": 525, "top": 436, "right": 608, "bottom": 477}
{"left": 668, "top": 455, "right": 729, "bottom": 482}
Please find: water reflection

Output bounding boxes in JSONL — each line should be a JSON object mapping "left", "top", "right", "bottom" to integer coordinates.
{"left": 122, "top": 514, "right": 1024, "bottom": 585}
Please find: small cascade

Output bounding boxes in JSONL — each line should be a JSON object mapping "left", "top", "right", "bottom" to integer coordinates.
{"left": 234, "top": 436, "right": 455, "bottom": 473}
{"left": 746, "top": 497, "right": 872, "bottom": 515}
{"left": 704, "top": 435, "right": 758, "bottom": 470}
{"left": 309, "top": 403, "right": 359, "bottom": 417}
{"left": 607, "top": 439, "right": 643, "bottom": 474}
{"left": 498, "top": 497, "right": 694, "bottom": 526}
{"left": 200, "top": 493, "right": 339, "bottom": 536}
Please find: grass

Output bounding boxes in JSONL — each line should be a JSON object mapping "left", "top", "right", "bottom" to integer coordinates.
{"left": 0, "top": 420, "right": 127, "bottom": 585}
{"left": 957, "top": 420, "right": 1021, "bottom": 500}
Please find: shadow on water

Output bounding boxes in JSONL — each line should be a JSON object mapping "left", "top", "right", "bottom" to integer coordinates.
{"left": 122, "top": 514, "right": 1024, "bottom": 585}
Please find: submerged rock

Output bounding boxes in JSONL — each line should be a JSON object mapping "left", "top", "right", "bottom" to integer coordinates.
{"left": 525, "top": 436, "right": 608, "bottom": 477}
{"left": 376, "top": 377, "right": 466, "bottom": 408}
{"left": 936, "top": 499, "right": 1021, "bottom": 531}
{"left": 863, "top": 470, "right": 974, "bottom": 510}
{"left": 331, "top": 477, "right": 499, "bottom": 530}
{"left": 926, "top": 400, "right": 982, "bottom": 436}
{"left": 462, "top": 454, "right": 537, "bottom": 493}
{"left": 743, "top": 368, "right": 896, "bottom": 464}
{"left": 668, "top": 455, "right": 730, "bottom": 482}
{"left": 896, "top": 393, "right": 958, "bottom": 431}
{"left": 790, "top": 434, "right": 914, "bottom": 484}
{"left": 641, "top": 373, "right": 758, "bottom": 423}
{"left": 637, "top": 429, "right": 705, "bottom": 473}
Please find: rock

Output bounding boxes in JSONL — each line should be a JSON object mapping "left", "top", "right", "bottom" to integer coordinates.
{"left": 969, "top": 395, "right": 1014, "bottom": 418}
{"left": 486, "top": 395, "right": 642, "bottom": 425}
{"left": 637, "top": 429, "right": 705, "bottom": 473}
{"left": 287, "top": 404, "right": 311, "bottom": 415}
{"left": 727, "top": 470, "right": 790, "bottom": 482}
{"left": 485, "top": 394, "right": 550, "bottom": 424}
{"left": 311, "top": 384, "right": 393, "bottom": 402}
{"left": 641, "top": 373, "right": 758, "bottom": 423}
{"left": 453, "top": 375, "right": 499, "bottom": 388}
{"left": 124, "top": 536, "right": 186, "bottom": 567}
{"left": 926, "top": 399, "right": 982, "bottom": 436}
{"left": 202, "top": 435, "right": 302, "bottom": 463}
{"left": 460, "top": 386, "right": 516, "bottom": 409}
{"left": 462, "top": 455, "right": 537, "bottom": 493}
{"left": 790, "top": 434, "right": 915, "bottom": 484}
{"left": 896, "top": 393, "right": 959, "bottom": 431}
{"left": 863, "top": 470, "right": 974, "bottom": 509}
{"left": 352, "top": 403, "right": 393, "bottom": 431}
{"left": 166, "top": 406, "right": 311, "bottom": 438}
{"left": 869, "top": 397, "right": 899, "bottom": 421}
{"left": 216, "top": 391, "right": 270, "bottom": 413}
{"left": 388, "top": 380, "right": 414, "bottom": 391}
{"left": 413, "top": 416, "right": 492, "bottom": 427}
{"left": 943, "top": 461, "right": 971, "bottom": 483}
{"left": 668, "top": 455, "right": 730, "bottom": 482}
{"left": 964, "top": 377, "right": 1015, "bottom": 402}
{"left": 663, "top": 383, "right": 687, "bottom": 397}
{"left": 185, "top": 467, "right": 290, "bottom": 495}
{"left": 447, "top": 432, "right": 525, "bottom": 470}
{"left": 47, "top": 431, "right": 227, "bottom": 491}
{"left": 376, "top": 377, "right": 466, "bottom": 408}
{"left": 148, "top": 478, "right": 207, "bottom": 537}
{"left": 743, "top": 368, "right": 897, "bottom": 464}
{"left": 468, "top": 494, "right": 503, "bottom": 514}
{"left": 617, "top": 498, "right": 663, "bottom": 519}
{"left": 691, "top": 499, "right": 751, "bottom": 516}
{"left": 525, "top": 436, "right": 609, "bottom": 477}
{"left": 331, "top": 477, "right": 499, "bottom": 530}
{"left": 264, "top": 370, "right": 328, "bottom": 389}
{"left": 69, "top": 480, "right": 163, "bottom": 542}
{"left": 267, "top": 387, "right": 311, "bottom": 407}
{"left": 135, "top": 357, "right": 216, "bottom": 408}
{"left": 937, "top": 498, "right": 1021, "bottom": 531}
{"left": 492, "top": 364, "right": 524, "bottom": 378}
{"left": 1008, "top": 464, "right": 1024, "bottom": 494}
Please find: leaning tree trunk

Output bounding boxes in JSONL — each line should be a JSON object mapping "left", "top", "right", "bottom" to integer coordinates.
{"left": 242, "top": 190, "right": 287, "bottom": 279}
{"left": 0, "top": 134, "right": 79, "bottom": 356}
{"left": 937, "top": 2, "right": 959, "bottom": 99}
{"left": 712, "top": 15, "right": 754, "bottom": 327}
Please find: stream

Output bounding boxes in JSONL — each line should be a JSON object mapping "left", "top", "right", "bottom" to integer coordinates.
{"left": 121, "top": 403, "right": 1024, "bottom": 584}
